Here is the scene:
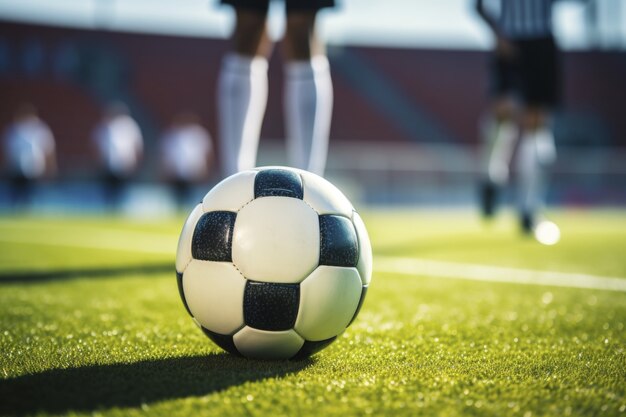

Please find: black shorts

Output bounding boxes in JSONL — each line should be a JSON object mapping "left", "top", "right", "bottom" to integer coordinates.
{"left": 490, "top": 36, "right": 561, "bottom": 107}
{"left": 221, "top": 0, "right": 335, "bottom": 13}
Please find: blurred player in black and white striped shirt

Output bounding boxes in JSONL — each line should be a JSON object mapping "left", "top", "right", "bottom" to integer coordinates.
{"left": 476, "top": 0, "right": 561, "bottom": 238}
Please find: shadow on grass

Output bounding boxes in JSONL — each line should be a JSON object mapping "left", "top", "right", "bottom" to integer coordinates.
{"left": 0, "top": 262, "right": 173, "bottom": 284}
{"left": 0, "top": 353, "right": 313, "bottom": 416}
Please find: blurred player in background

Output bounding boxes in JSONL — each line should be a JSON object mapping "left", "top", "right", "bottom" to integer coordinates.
{"left": 92, "top": 102, "right": 143, "bottom": 210}
{"left": 2, "top": 103, "right": 56, "bottom": 209}
{"left": 217, "top": 0, "right": 334, "bottom": 177}
{"left": 160, "top": 112, "right": 213, "bottom": 210}
{"left": 476, "top": 0, "right": 560, "bottom": 237}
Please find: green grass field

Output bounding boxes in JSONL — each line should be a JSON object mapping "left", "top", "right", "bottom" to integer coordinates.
{"left": 1, "top": 210, "right": 625, "bottom": 417}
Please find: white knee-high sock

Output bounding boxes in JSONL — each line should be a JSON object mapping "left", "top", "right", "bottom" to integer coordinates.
{"left": 481, "top": 117, "right": 518, "bottom": 185}
{"left": 517, "top": 127, "right": 556, "bottom": 215}
{"left": 284, "top": 55, "right": 333, "bottom": 177}
{"left": 217, "top": 53, "right": 268, "bottom": 177}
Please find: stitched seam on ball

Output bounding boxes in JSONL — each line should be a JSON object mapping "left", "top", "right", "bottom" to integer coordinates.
{"left": 231, "top": 323, "right": 246, "bottom": 335}
{"left": 301, "top": 195, "right": 320, "bottom": 215}
{"left": 302, "top": 200, "right": 319, "bottom": 215}
{"left": 232, "top": 194, "right": 254, "bottom": 278}
{"left": 351, "top": 210, "right": 361, "bottom": 265}
{"left": 231, "top": 260, "right": 247, "bottom": 280}
{"left": 181, "top": 257, "right": 193, "bottom": 274}
{"left": 236, "top": 197, "right": 256, "bottom": 213}
{"left": 231, "top": 198, "right": 252, "bottom": 280}
{"left": 297, "top": 173, "right": 320, "bottom": 214}
{"left": 292, "top": 328, "right": 306, "bottom": 341}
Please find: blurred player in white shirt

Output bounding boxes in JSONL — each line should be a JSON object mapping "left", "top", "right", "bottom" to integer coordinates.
{"left": 92, "top": 102, "right": 143, "bottom": 210}
{"left": 3, "top": 104, "right": 56, "bottom": 209}
{"left": 160, "top": 112, "right": 213, "bottom": 209}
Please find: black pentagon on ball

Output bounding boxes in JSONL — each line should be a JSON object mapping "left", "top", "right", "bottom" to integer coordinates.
{"left": 176, "top": 271, "right": 192, "bottom": 317}
{"left": 201, "top": 327, "right": 242, "bottom": 357}
{"left": 254, "top": 168, "right": 303, "bottom": 199}
{"left": 291, "top": 336, "right": 337, "bottom": 360}
{"left": 319, "top": 215, "right": 359, "bottom": 267}
{"left": 348, "top": 285, "right": 368, "bottom": 327}
{"left": 191, "top": 211, "right": 236, "bottom": 262}
{"left": 243, "top": 281, "right": 300, "bottom": 331}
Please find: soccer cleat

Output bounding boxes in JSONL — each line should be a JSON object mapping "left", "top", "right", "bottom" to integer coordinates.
{"left": 520, "top": 211, "right": 535, "bottom": 235}
{"left": 479, "top": 181, "right": 498, "bottom": 218}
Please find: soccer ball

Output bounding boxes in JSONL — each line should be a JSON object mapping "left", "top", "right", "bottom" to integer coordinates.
{"left": 175, "top": 167, "right": 372, "bottom": 360}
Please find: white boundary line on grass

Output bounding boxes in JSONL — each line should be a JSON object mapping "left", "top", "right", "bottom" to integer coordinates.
{"left": 1, "top": 225, "right": 625, "bottom": 292}
{"left": 375, "top": 256, "right": 626, "bottom": 292}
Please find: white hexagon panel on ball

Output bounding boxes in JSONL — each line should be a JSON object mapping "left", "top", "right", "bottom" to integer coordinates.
{"left": 233, "top": 327, "right": 305, "bottom": 360}
{"left": 232, "top": 197, "right": 320, "bottom": 284}
{"left": 182, "top": 260, "right": 246, "bottom": 335}
{"left": 295, "top": 266, "right": 363, "bottom": 341}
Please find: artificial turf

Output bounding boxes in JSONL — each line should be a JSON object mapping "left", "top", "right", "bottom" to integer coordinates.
{"left": 0, "top": 210, "right": 624, "bottom": 416}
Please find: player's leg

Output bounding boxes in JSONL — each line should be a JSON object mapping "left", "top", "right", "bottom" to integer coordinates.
{"left": 283, "top": 1, "right": 334, "bottom": 176}
{"left": 9, "top": 173, "right": 30, "bottom": 210}
{"left": 105, "top": 172, "right": 123, "bottom": 211}
{"left": 517, "top": 107, "right": 556, "bottom": 233}
{"left": 217, "top": 2, "right": 272, "bottom": 177}
{"left": 483, "top": 98, "right": 518, "bottom": 187}
{"left": 515, "top": 37, "right": 560, "bottom": 234}
{"left": 478, "top": 55, "right": 519, "bottom": 218}
{"left": 173, "top": 178, "right": 190, "bottom": 211}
